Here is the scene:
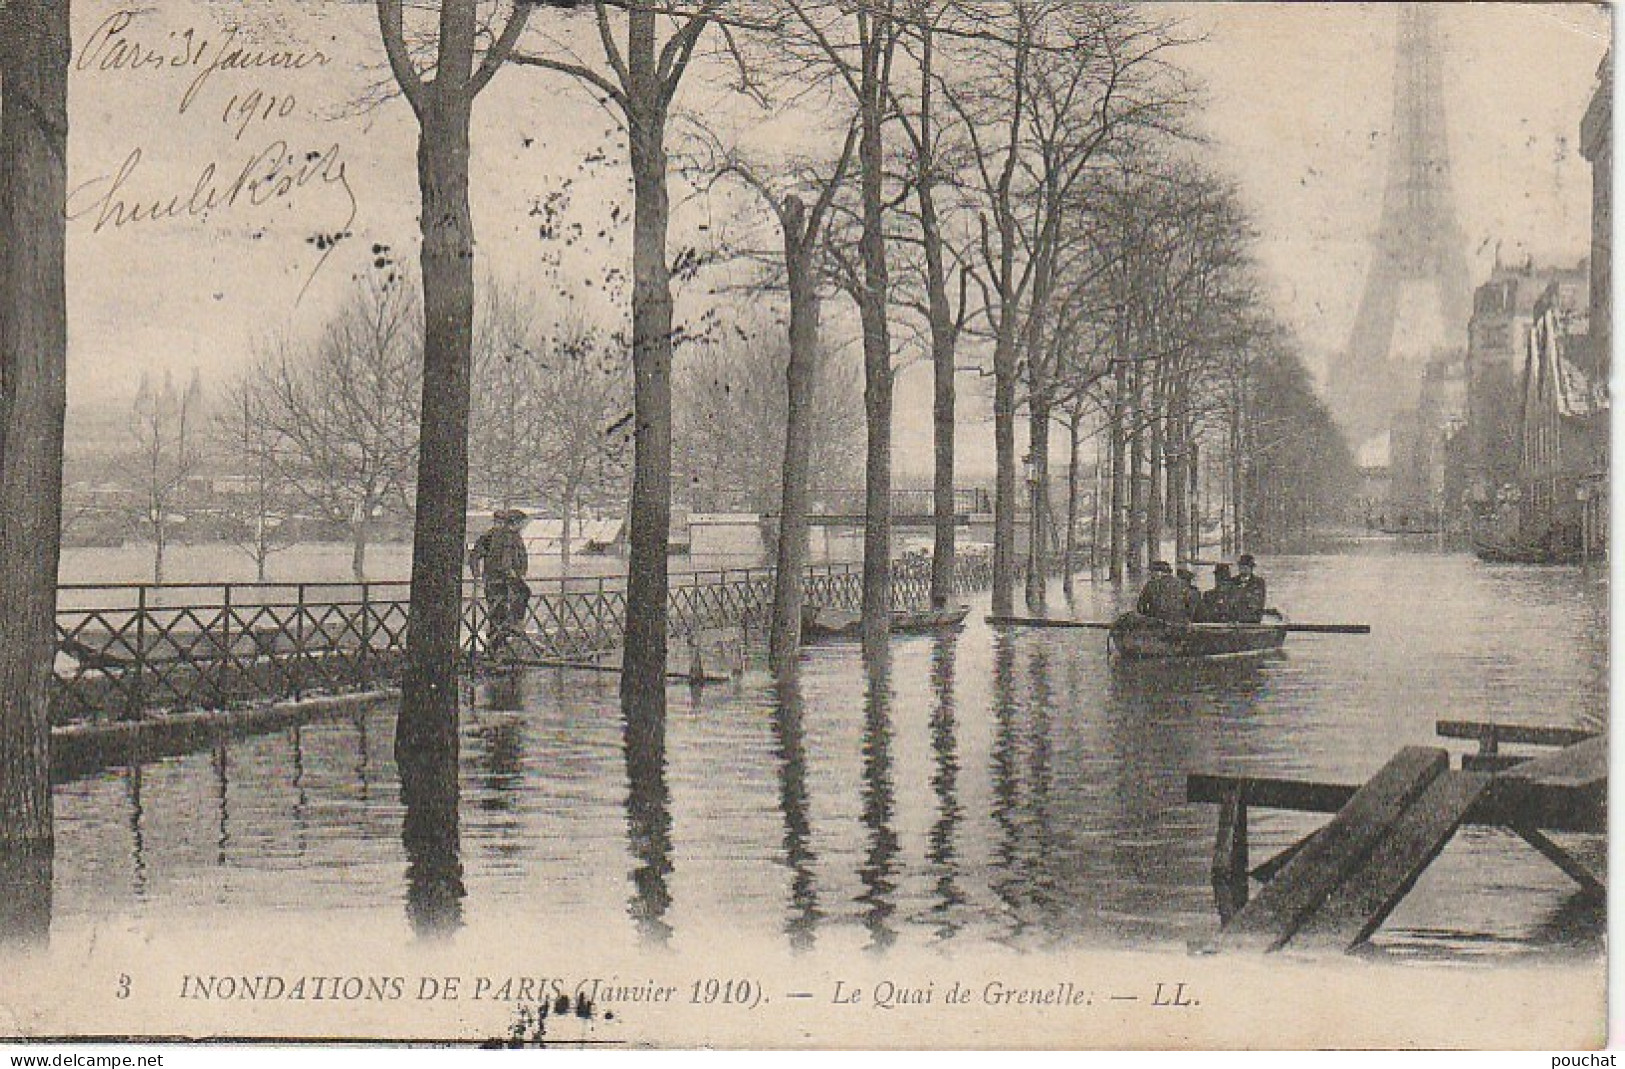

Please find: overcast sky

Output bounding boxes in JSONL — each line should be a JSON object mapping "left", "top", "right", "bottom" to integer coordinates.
{"left": 63, "top": 1, "right": 1610, "bottom": 479}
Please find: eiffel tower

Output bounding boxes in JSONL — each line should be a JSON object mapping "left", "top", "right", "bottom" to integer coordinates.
{"left": 1330, "top": 2, "right": 1471, "bottom": 447}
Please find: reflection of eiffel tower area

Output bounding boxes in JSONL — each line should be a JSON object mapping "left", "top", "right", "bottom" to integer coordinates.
{"left": 1330, "top": 2, "right": 1471, "bottom": 453}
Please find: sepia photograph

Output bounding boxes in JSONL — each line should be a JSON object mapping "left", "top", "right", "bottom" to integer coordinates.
{"left": 0, "top": 0, "right": 1610, "bottom": 1050}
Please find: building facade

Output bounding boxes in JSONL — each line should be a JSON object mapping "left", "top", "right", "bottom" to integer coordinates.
{"left": 1516, "top": 276, "right": 1603, "bottom": 556}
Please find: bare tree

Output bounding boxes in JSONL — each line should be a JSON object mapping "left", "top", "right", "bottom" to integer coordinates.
{"left": 891, "top": 0, "right": 974, "bottom": 610}
{"left": 0, "top": 0, "right": 70, "bottom": 879}
{"left": 375, "top": 0, "right": 537, "bottom": 787}
{"left": 214, "top": 381, "right": 296, "bottom": 582}
{"left": 247, "top": 270, "right": 422, "bottom": 582}
{"left": 774, "top": 0, "right": 902, "bottom": 653}
{"left": 674, "top": 327, "right": 863, "bottom": 511}
{"left": 511, "top": 0, "right": 726, "bottom": 730}
{"left": 472, "top": 308, "right": 632, "bottom": 577}
{"left": 698, "top": 118, "right": 858, "bottom": 667}
{"left": 121, "top": 369, "right": 206, "bottom": 584}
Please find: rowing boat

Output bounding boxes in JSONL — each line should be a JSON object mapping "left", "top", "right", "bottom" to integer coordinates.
{"left": 802, "top": 604, "right": 971, "bottom": 639}
{"left": 1107, "top": 611, "right": 1286, "bottom": 662}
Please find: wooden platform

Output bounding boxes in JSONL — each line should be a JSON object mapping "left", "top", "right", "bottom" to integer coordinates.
{"left": 1188, "top": 720, "right": 1605, "bottom": 953}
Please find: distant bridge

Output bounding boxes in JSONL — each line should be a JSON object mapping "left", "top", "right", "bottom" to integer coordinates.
{"left": 762, "top": 486, "right": 993, "bottom": 527}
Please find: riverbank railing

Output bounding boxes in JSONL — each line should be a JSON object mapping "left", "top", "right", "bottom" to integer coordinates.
{"left": 52, "top": 554, "right": 998, "bottom": 724}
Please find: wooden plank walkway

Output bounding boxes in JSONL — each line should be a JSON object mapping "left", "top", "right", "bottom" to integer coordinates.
{"left": 1292, "top": 769, "right": 1490, "bottom": 951}
{"left": 1189, "top": 722, "right": 1605, "bottom": 954}
{"left": 1215, "top": 747, "right": 1450, "bottom": 952}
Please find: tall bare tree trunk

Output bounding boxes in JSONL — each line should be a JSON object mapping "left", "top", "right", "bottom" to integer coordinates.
{"left": 928, "top": 274, "right": 956, "bottom": 612}
{"left": 351, "top": 512, "right": 370, "bottom": 582}
{"left": 622, "top": 85, "right": 676, "bottom": 737}
{"left": 1146, "top": 387, "right": 1163, "bottom": 568}
{"left": 1108, "top": 361, "right": 1127, "bottom": 582}
{"left": 401, "top": 93, "right": 476, "bottom": 772}
{"left": 992, "top": 331, "right": 1019, "bottom": 612}
{"left": 856, "top": 11, "right": 894, "bottom": 657}
{"left": 1187, "top": 430, "right": 1200, "bottom": 557}
{"left": 0, "top": 0, "right": 69, "bottom": 915}
{"left": 560, "top": 482, "right": 574, "bottom": 581}
{"left": 770, "top": 199, "right": 821, "bottom": 672}
{"left": 1025, "top": 398, "right": 1050, "bottom": 612}
{"left": 1062, "top": 415, "right": 1080, "bottom": 597}
{"left": 1127, "top": 366, "right": 1146, "bottom": 575}
{"left": 913, "top": 27, "right": 958, "bottom": 612}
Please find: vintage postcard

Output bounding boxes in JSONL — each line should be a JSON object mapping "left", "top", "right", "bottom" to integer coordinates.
{"left": 0, "top": 0, "right": 1608, "bottom": 1050}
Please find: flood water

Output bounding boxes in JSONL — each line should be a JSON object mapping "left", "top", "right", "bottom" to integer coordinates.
{"left": 48, "top": 545, "right": 1607, "bottom": 962}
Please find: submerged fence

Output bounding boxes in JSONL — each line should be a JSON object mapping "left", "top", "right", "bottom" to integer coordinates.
{"left": 52, "top": 554, "right": 997, "bottom": 724}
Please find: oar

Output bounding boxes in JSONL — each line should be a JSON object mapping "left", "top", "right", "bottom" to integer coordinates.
{"left": 987, "top": 615, "right": 1371, "bottom": 635}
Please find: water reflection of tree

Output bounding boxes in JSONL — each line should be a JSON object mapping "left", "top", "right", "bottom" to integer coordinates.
{"left": 0, "top": 847, "right": 51, "bottom": 948}
{"left": 770, "top": 669, "right": 820, "bottom": 951}
{"left": 354, "top": 715, "right": 372, "bottom": 803}
{"left": 623, "top": 713, "right": 673, "bottom": 947}
{"left": 400, "top": 738, "right": 465, "bottom": 940}
{"left": 1100, "top": 659, "right": 1254, "bottom": 941}
{"left": 858, "top": 649, "right": 897, "bottom": 953}
{"left": 989, "top": 634, "right": 1058, "bottom": 946}
{"left": 989, "top": 632, "right": 1035, "bottom": 943}
{"left": 926, "top": 633, "right": 964, "bottom": 943}
{"left": 291, "top": 726, "right": 309, "bottom": 861}
{"left": 126, "top": 764, "right": 147, "bottom": 902}
{"left": 473, "top": 673, "right": 526, "bottom": 817}
{"left": 214, "top": 738, "right": 231, "bottom": 866}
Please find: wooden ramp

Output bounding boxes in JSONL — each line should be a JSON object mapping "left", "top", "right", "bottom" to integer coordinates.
{"left": 1190, "top": 723, "right": 1604, "bottom": 954}
{"left": 1211, "top": 747, "right": 1492, "bottom": 953}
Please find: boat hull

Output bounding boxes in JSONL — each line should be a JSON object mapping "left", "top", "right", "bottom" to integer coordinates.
{"left": 802, "top": 604, "right": 970, "bottom": 639}
{"left": 1108, "top": 612, "right": 1286, "bottom": 662}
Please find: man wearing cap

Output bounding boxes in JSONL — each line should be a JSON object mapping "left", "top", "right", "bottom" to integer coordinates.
{"left": 1135, "top": 561, "right": 1193, "bottom": 624}
{"left": 468, "top": 509, "right": 531, "bottom": 650}
{"left": 1232, "top": 554, "right": 1267, "bottom": 624}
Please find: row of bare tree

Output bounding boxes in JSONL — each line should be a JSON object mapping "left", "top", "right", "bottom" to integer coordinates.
{"left": 0, "top": 0, "right": 1353, "bottom": 870}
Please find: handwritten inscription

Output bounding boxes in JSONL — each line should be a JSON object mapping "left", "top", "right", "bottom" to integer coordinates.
{"left": 68, "top": 142, "right": 354, "bottom": 234}
{"left": 79, "top": 9, "right": 331, "bottom": 115}
{"left": 75, "top": 8, "right": 355, "bottom": 296}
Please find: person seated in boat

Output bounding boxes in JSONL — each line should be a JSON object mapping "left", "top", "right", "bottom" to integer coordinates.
{"left": 1196, "top": 563, "right": 1234, "bottom": 623}
{"left": 1232, "top": 553, "right": 1267, "bottom": 624}
{"left": 1136, "top": 561, "right": 1193, "bottom": 624}
{"left": 1176, "top": 566, "right": 1203, "bottom": 621}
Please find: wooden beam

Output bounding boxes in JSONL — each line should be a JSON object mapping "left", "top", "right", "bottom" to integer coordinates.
{"left": 1186, "top": 773, "right": 1354, "bottom": 814}
{"left": 1211, "top": 784, "right": 1249, "bottom": 923}
{"left": 1481, "top": 737, "right": 1607, "bottom": 836}
{"left": 1435, "top": 720, "right": 1598, "bottom": 748}
{"left": 1511, "top": 823, "right": 1606, "bottom": 899}
{"left": 1189, "top": 769, "right": 1603, "bottom": 834}
{"left": 1216, "top": 747, "right": 1450, "bottom": 953}
{"left": 1250, "top": 833, "right": 1316, "bottom": 883}
{"left": 1294, "top": 770, "right": 1490, "bottom": 951}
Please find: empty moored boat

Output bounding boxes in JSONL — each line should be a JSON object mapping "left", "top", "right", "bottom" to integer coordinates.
{"left": 801, "top": 604, "right": 970, "bottom": 639}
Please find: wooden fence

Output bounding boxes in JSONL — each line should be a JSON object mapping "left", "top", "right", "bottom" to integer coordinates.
{"left": 52, "top": 554, "right": 997, "bottom": 724}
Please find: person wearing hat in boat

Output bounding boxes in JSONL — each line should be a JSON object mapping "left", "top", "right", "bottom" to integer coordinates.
{"left": 1232, "top": 553, "right": 1267, "bottom": 624}
{"left": 1196, "top": 562, "right": 1235, "bottom": 623}
{"left": 1136, "top": 561, "right": 1193, "bottom": 624}
{"left": 468, "top": 509, "right": 531, "bottom": 650}
{"left": 1176, "top": 565, "right": 1203, "bottom": 621}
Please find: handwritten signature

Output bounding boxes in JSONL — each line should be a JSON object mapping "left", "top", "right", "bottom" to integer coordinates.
{"left": 67, "top": 141, "right": 358, "bottom": 300}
